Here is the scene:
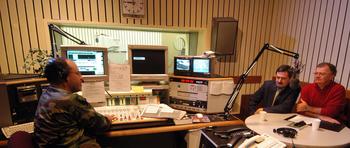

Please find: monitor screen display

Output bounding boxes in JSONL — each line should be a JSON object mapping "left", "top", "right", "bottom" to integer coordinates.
{"left": 131, "top": 49, "right": 166, "bottom": 74}
{"left": 128, "top": 45, "right": 168, "bottom": 82}
{"left": 60, "top": 45, "right": 108, "bottom": 79}
{"left": 175, "top": 58, "right": 191, "bottom": 71}
{"left": 66, "top": 50, "right": 105, "bottom": 75}
{"left": 192, "top": 58, "right": 210, "bottom": 73}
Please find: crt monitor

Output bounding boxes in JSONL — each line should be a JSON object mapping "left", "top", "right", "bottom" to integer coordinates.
{"left": 60, "top": 45, "right": 108, "bottom": 80}
{"left": 173, "top": 56, "right": 192, "bottom": 76}
{"left": 191, "top": 57, "right": 213, "bottom": 77}
{"left": 128, "top": 45, "right": 168, "bottom": 82}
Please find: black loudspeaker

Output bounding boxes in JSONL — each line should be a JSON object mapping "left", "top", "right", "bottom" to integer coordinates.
{"left": 273, "top": 128, "right": 297, "bottom": 138}
{"left": 211, "top": 17, "right": 238, "bottom": 55}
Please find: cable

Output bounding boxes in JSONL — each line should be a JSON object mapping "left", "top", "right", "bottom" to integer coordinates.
{"left": 105, "top": 90, "right": 112, "bottom": 99}
{"left": 291, "top": 137, "right": 295, "bottom": 148}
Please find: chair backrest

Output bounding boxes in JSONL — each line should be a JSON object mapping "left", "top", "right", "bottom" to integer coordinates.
{"left": 342, "top": 98, "right": 350, "bottom": 127}
{"left": 8, "top": 131, "right": 35, "bottom": 148}
{"left": 239, "top": 94, "right": 261, "bottom": 120}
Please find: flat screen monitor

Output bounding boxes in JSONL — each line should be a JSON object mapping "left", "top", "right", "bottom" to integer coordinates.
{"left": 192, "top": 57, "right": 212, "bottom": 77}
{"left": 173, "top": 56, "right": 192, "bottom": 76}
{"left": 60, "top": 45, "right": 108, "bottom": 81}
{"left": 128, "top": 45, "right": 168, "bottom": 82}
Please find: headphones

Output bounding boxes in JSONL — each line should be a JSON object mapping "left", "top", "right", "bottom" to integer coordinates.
{"left": 273, "top": 128, "right": 297, "bottom": 138}
{"left": 47, "top": 58, "right": 69, "bottom": 83}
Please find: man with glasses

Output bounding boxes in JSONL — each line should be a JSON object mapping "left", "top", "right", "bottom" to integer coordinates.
{"left": 34, "top": 58, "right": 114, "bottom": 147}
{"left": 296, "top": 62, "right": 346, "bottom": 123}
{"left": 247, "top": 65, "right": 301, "bottom": 115}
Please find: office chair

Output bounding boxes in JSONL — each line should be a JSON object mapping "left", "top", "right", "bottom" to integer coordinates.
{"left": 7, "top": 131, "right": 35, "bottom": 148}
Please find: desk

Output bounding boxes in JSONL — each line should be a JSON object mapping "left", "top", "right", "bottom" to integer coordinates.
{"left": 245, "top": 113, "right": 350, "bottom": 148}
{"left": 99, "top": 116, "right": 243, "bottom": 148}
{"left": 104, "top": 118, "right": 243, "bottom": 137}
{"left": 0, "top": 116, "right": 243, "bottom": 147}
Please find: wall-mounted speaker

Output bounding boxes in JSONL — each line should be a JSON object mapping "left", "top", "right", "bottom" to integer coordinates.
{"left": 211, "top": 18, "right": 238, "bottom": 55}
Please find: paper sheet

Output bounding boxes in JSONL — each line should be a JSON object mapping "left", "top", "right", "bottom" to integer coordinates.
{"left": 82, "top": 81, "right": 105, "bottom": 103}
{"left": 287, "top": 115, "right": 318, "bottom": 124}
{"left": 144, "top": 105, "right": 159, "bottom": 113}
{"left": 209, "top": 81, "right": 234, "bottom": 95}
{"left": 109, "top": 64, "right": 131, "bottom": 92}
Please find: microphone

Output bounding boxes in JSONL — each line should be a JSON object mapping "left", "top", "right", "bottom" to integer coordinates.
{"left": 227, "top": 135, "right": 242, "bottom": 147}
{"left": 289, "top": 78, "right": 300, "bottom": 90}
{"left": 269, "top": 44, "right": 285, "bottom": 54}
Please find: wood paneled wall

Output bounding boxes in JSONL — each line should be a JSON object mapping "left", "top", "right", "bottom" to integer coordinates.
{"left": 1, "top": 0, "right": 349, "bottom": 109}
{"left": 268, "top": 0, "right": 350, "bottom": 89}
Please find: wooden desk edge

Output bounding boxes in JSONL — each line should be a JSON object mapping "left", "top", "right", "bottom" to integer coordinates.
{"left": 104, "top": 119, "right": 244, "bottom": 137}
{"left": 0, "top": 140, "right": 7, "bottom": 147}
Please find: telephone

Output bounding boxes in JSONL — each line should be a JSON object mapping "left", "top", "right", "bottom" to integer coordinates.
{"left": 238, "top": 133, "right": 286, "bottom": 148}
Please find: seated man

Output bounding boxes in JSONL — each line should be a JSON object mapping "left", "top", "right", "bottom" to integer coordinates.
{"left": 34, "top": 58, "right": 114, "bottom": 147}
{"left": 296, "top": 62, "right": 346, "bottom": 124}
{"left": 247, "top": 65, "right": 301, "bottom": 115}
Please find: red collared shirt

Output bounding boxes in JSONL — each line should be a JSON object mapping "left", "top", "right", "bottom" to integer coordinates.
{"left": 301, "top": 82, "right": 346, "bottom": 118}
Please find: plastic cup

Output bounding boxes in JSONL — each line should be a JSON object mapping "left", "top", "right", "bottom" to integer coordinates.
{"left": 312, "top": 119, "right": 321, "bottom": 131}
{"left": 259, "top": 111, "right": 267, "bottom": 122}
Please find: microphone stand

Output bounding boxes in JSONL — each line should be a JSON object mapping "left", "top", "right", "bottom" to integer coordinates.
{"left": 223, "top": 43, "right": 299, "bottom": 120}
{"left": 48, "top": 24, "right": 87, "bottom": 57}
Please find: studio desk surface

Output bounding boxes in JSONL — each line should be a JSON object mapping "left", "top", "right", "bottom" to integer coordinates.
{"left": 0, "top": 115, "right": 243, "bottom": 147}
{"left": 103, "top": 115, "right": 243, "bottom": 137}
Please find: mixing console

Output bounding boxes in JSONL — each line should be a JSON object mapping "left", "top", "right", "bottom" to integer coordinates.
{"left": 94, "top": 105, "right": 166, "bottom": 124}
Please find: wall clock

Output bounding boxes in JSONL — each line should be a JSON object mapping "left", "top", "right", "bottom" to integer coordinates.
{"left": 121, "top": 0, "right": 145, "bottom": 18}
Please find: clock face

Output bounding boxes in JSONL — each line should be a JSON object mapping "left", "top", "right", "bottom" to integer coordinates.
{"left": 121, "top": 0, "right": 145, "bottom": 17}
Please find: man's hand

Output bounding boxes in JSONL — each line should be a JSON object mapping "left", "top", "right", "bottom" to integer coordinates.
{"left": 318, "top": 115, "right": 340, "bottom": 124}
{"left": 254, "top": 108, "right": 264, "bottom": 114}
{"left": 105, "top": 115, "right": 116, "bottom": 122}
{"left": 296, "top": 99, "right": 309, "bottom": 112}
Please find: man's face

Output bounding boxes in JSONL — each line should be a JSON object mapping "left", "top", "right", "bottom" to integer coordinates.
{"left": 66, "top": 60, "right": 83, "bottom": 93}
{"left": 314, "top": 66, "right": 334, "bottom": 86}
{"left": 275, "top": 71, "right": 291, "bottom": 88}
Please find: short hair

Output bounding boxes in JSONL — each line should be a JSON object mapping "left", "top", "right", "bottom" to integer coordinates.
{"left": 276, "top": 65, "right": 293, "bottom": 78}
{"left": 316, "top": 62, "right": 337, "bottom": 75}
{"left": 44, "top": 58, "right": 70, "bottom": 84}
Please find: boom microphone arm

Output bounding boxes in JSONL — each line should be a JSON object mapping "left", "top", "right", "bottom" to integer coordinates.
{"left": 223, "top": 43, "right": 299, "bottom": 119}
{"left": 49, "top": 24, "right": 87, "bottom": 57}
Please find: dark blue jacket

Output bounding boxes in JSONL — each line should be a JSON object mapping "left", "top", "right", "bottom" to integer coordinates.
{"left": 247, "top": 80, "right": 301, "bottom": 115}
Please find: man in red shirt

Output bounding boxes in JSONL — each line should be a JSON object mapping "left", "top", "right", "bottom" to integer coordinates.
{"left": 296, "top": 63, "right": 346, "bottom": 123}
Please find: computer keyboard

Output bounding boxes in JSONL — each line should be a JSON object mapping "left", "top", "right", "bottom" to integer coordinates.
{"left": 1, "top": 122, "right": 34, "bottom": 138}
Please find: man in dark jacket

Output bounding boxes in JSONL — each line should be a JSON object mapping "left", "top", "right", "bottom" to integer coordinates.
{"left": 247, "top": 65, "right": 301, "bottom": 115}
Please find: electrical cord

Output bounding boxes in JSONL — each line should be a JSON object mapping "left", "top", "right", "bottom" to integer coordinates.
{"left": 105, "top": 90, "right": 112, "bottom": 99}
{"left": 291, "top": 137, "right": 295, "bottom": 148}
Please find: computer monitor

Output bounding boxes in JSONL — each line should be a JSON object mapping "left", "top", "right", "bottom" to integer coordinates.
{"left": 60, "top": 45, "right": 108, "bottom": 81}
{"left": 173, "top": 56, "right": 192, "bottom": 76}
{"left": 128, "top": 45, "right": 168, "bottom": 82}
{"left": 191, "top": 57, "right": 214, "bottom": 77}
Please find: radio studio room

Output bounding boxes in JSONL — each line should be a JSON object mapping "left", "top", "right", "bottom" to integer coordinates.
{"left": 1, "top": 0, "right": 350, "bottom": 147}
